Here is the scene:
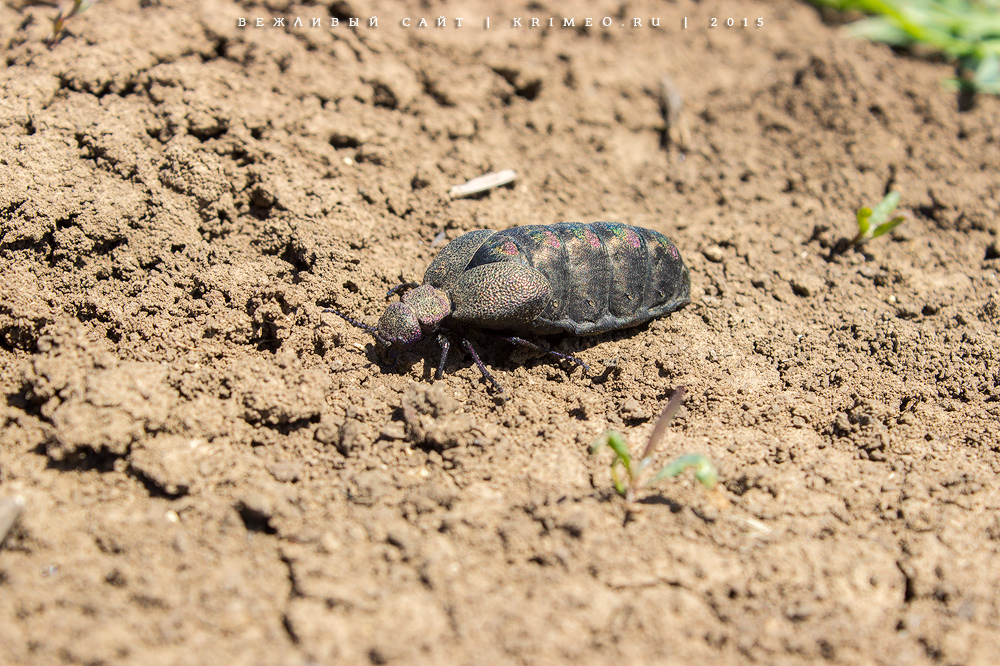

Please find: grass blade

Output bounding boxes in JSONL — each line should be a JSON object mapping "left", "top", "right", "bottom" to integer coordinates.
{"left": 639, "top": 386, "right": 686, "bottom": 461}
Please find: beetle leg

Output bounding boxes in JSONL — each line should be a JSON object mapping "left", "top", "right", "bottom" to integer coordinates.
{"left": 386, "top": 282, "right": 422, "bottom": 299}
{"left": 460, "top": 338, "right": 504, "bottom": 395}
{"left": 498, "top": 335, "right": 591, "bottom": 373}
{"left": 435, "top": 333, "right": 451, "bottom": 379}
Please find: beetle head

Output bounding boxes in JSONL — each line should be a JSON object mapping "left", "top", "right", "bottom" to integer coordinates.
{"left": 376, "top": 302, "right": 422, "bottom": 348}
{"left": 376, "top": 285, "right": 451, "bottom": 348}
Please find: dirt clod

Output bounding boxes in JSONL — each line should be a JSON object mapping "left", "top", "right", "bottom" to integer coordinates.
{"left": 400, "top": 383, "right": 476, "bottom": 451}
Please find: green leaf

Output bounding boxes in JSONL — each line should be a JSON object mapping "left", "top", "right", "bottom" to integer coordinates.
{"left": 807, "top": 0, "right": 1000, "bottom": 96}
{"left": 856, "top": 206, "right": 873, "bottom": 237}
{"left": 871, "top": 215, "right": 906, "bottom": 238}
{"left": 605, "top": 434, "right": 632, "bottom": 470}
{"left": 591, "top": 430, "right": 635, "bottom": 496}
{"left": 588, "top": 432, "right": 610, "bottom": 455}
{"left": 975, "top": 52, "right": 1000, "bottom": 90}
{"left": 848, "top": 17, "right": 914, "bottom": 46}
{"left": 610, "top": 463, "right": 627, "bottom": 497}
{"left": 589, "top": 431, "right": 629, "bottom": 457}
{"left": 649, "top": 453, "right": 718, "bottom": 490}
{"left": 854, "top": 193, "right": 903, "bottom": 246}
{"left": 870, "top": 191, "right": 901, "bottom": 226}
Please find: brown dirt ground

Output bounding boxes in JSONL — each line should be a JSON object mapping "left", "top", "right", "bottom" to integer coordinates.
{"left": 2, "top": 0, "right": 1000, "bottom": 664}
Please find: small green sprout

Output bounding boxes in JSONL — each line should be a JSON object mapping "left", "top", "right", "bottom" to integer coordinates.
{"left": 46, "top": 0, "right": 93, "bottom": 49}
{"left": 807, "top": 0, "right": 1000, "bottom": 95}
{"left": 852, "top": 191, "right": 906, "bottom": 247}
{"left": 589, "top": 386, "right": 719, "bottom": 504}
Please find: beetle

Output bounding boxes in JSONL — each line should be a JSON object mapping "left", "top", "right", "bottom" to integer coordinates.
{"left": 328, "top": 221, "right": 691, "bottom": 394}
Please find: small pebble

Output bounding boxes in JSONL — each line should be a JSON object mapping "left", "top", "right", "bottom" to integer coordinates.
{"left": 267, "top": 461, "right": 303, "bottom": 483}
{"left": 0, "top": 495, "right": 26, "bottom": 546}
{"left": 790, "top": 274, "right": 824, "bottom": 298}
{"left": 620, "top": 398, "right": 645, "bottom": 420}
{"left": 701, "top": 245, "right": 724, "bottom": 263}
{"left": 314, "top": 421, "right": 339, "bottom": 445}
{"left": 338, "top": 420, "right": 369, "bottom": 455}
{"left": 381, "top": 421, "right": 407, "bottom": 440}
{"left": 449, "top": 169, "right": 516, "bottom": 199}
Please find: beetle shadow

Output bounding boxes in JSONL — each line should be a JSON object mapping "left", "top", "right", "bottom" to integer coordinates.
{"left": 479, "top": 320, "right": 661, "bottom": 378}
{"left": 347, "top": 338, "right": 417, "bottom": 377}
{"left": 470, "top": 331, "right": 587, "bottom": 378}
{"left": 363, "top": 328, "right": 487, "bottom": 389}
{"left": 408, "top": 319, "right": 667, "bottom": 390}
{"left": 335, "top": 317, "right": 672, "bottom": 397}
{"left": 636, "top": 495, "right": 684, "bottom": 513}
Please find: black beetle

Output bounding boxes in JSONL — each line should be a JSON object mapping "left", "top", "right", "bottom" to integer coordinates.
{"left": 328, "top": 222, "right": 690, "bottom": 393}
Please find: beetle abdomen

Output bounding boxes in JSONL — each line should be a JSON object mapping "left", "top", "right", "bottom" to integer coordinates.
{"left": 466, "top": 222, "right": 690, "bottom": 335}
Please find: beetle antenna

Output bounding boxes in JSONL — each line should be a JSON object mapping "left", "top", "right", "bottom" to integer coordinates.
{"left": 323, "top": 308, "right": 376, "bottom": 333}
{"left": 323, "top": 308, "right": 390, "bottom": 345}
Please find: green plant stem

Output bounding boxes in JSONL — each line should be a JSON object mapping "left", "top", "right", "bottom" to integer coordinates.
{"left": 46, "top": 0, "right": 93, "bottom": 48}
{"left": 650, "top": 454, "right": 718, "bottom": 490}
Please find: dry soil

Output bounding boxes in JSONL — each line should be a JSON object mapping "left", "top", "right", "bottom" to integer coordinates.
{"left": 2, "top": 1, "right": 1000, "bottom": 664}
